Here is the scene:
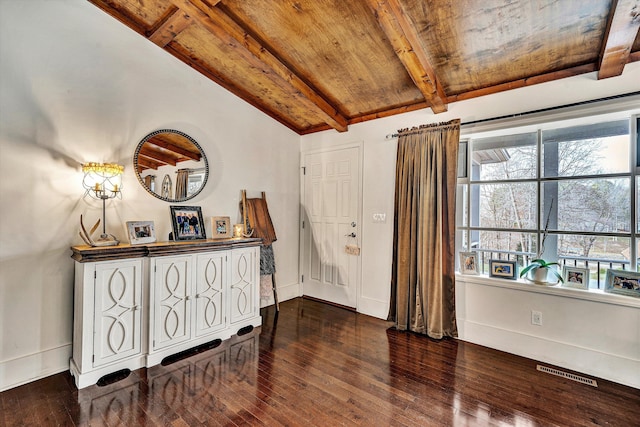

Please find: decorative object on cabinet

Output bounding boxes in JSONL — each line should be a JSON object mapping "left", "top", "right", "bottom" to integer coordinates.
{"left": 240, "top": 190, "right": 279, "bottom": 311}
{"left": 489, "top": 259, "right": 518, "bottom": 280}
{"left": 211, "top": 216, "right": 232, "bottom": 239}
{"left": 170, "top": 205, "right": 206, "bottom": 240}
{"left": 134, "top": 129, "right": 209, "bottom": 202}
{"left": 604, "top": 269, "right": 640, "bottom": 297}
{"left": 562, "top": 266, "right": 590, "bottom": 289}
{"left": 233, "top": 223, "right": 245, "bottom": 238}
{"left": 126, "top": 221, "right": 156, "bottom": 245}
{"left": 70, "top": 238, "right": 262, "bottom": 388}
{"left": 459, "top": 251, "right": 478, "bottom": 275}
{"left": 80, "top": 162, "right": 124, "bottom": 246}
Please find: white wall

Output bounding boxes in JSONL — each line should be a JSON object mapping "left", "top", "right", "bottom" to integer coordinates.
{"left": 0, "top": 0, "right": 300, "bottom": 391}
{"left": 456, "top": 276, "right": 640, "bottom": 389}
{"left": 2, "top": 0, "right": 639, "bottom": 392}
{"left": 301, "top": 62, "right": 640, "bottom": 388}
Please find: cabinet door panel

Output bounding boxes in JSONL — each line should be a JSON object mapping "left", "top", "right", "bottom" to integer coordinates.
{"left": 153, "top": 256, "right": 191, "bottom": 349}
{"left": 230, "top": 247, "right": 258, "bottom": 323}
{"left": 194, "top": 252, "right": 226, "bottom": 336}
{"left": 93, "top": 260, "right": 142, "bottom": 367}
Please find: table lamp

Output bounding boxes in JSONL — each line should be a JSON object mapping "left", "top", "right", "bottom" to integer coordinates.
{"left": 80, "top": 162, "right": 124, "bottom": 246}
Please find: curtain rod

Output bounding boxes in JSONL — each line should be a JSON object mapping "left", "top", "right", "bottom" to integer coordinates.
{"left": 384, "top": 91, "right": 640, "bottom": 139}
{"left": 175, "top": 168, "right": 206, "bottom": 173}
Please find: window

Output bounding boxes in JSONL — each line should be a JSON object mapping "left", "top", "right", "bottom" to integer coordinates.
{"left": 457, "top": 115, "right": 638, "bottom": 289}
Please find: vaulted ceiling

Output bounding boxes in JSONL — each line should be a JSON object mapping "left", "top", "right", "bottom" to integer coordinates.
{"left": 89, "top": 0, "right": 640, "bottom": 135}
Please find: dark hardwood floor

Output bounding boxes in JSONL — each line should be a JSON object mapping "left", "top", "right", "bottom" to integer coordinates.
{"left": 2, "top": 297, "right": 639, "bottom": 426}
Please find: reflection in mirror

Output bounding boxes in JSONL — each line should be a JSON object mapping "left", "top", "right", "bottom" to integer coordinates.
{"left": 134, "top": 130, "right": 209, "bottom": 202}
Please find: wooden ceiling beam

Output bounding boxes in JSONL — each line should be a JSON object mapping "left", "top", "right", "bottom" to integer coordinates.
{"left": 598, "top": 0, "right": 640, "bottom": 79}
{"left": 170, "top": 0, "right": 349, "bottom": 133}
{"left": 138, "top": 147, "right": 178, "bottom": 167}
{"left": 148, "top": 6, "right": 193, "bottom": 48}
{"left": 137, "top": 156, "right": 164, "bottom": 172}
{"left": 365, "top": 0, "right": 447, "bottom": 114}
{"left": 146, "top": 138, "right": 201, "bottom": 161}
{"left": 165, "top": 44, "right": 305, "bottom": 134}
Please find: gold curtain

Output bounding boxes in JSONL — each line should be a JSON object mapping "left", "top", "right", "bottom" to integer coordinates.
{"left": 175, "top": 169, "right": 189, "bottom": 200}
{"left": 388, "top": 119, "right": 460, "bottom": 339}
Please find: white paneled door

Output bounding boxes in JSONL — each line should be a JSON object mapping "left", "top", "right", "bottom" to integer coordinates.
{"left": 302, "top": 146, "right": 361, "bottom": 308}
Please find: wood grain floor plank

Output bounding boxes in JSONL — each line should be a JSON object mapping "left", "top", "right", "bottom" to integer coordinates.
{"left": 2, "top": 298, "right": 639, "bottom": 426}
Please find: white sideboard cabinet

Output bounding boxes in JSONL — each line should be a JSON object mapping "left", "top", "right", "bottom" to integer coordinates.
{"left": 70, "top": 239, "right": 262, "bottom": 389}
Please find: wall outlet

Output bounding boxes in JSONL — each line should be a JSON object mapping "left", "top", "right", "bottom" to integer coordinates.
{"left": 531, "top": 310, "right": 543, "bottom": 326}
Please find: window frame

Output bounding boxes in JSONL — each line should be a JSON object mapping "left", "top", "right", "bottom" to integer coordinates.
{"left": 456, "top": 113, "right": 640, "bottom": 289}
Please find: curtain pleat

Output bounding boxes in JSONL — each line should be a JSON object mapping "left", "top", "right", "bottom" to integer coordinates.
{"left": 388, "top": 119, "right": 460, "bottom": 339}
{"left": 175, "top": 169, "right": 189, "bottom": 200}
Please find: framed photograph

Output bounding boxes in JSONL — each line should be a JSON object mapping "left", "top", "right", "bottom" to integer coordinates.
{"left": 126, "top": 221, "right": 156, "bottom": 245}
{"left": 210, "top": 216, "right": 232, "bottom": 239}
{"left": 169, "top": 206, "right": 206, "bottom": 240}
{"left": 562, "top": 266, "right": 590, "bottom": 290}
{"left": 459, "top": 252, "right": 478, "bottom": 275}
{"left": 604, "top": 269, "right": 640, "bottom": 298}
{"left": 489, "top": 259, "right": 518, "bottom": 280}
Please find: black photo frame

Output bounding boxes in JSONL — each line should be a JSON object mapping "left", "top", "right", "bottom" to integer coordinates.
{"left": 170, "top": 206, "right": 206, "bottom": 240}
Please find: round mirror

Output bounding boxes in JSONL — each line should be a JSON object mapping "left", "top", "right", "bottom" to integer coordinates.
{"left": 134, "top": 129, "right": 209, "bottom": 202}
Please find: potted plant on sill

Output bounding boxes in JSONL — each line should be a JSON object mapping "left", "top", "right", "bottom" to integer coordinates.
{"left": 520, "top": 258, "right": 564, "bottom": 285}
{"left": 520, "top": 199, "right": 564, "bottom": 285}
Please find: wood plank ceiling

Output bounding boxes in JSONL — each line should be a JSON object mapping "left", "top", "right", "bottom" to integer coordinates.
{"left": 89, "top": 0, "right": 640, "bottom": 135}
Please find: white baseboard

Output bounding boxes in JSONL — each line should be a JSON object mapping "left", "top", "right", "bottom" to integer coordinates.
{"left": 358, "top": 296, "right": 389, "bottom": 320}
{"left": 260, "top": 281, "right": 301, "bottom": 308}
{"left": 0, "top": 344, "right": 72, "bottom": 392}
{"left": 460, "top": 320, "right": 640, "bottom": 389}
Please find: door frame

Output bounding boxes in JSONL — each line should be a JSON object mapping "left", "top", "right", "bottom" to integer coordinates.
{"left": 299, "top": 142, "right": 364, "bottom": 310}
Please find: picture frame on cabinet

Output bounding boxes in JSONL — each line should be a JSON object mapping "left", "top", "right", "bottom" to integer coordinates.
{"left": 562, "top": 266, "right": 590, "bottom": 290}
{"left": 489, "top": 259, "right": 517, "bottom": 279}
{"left": 604, "top": 269, "right": 640, "bottom": 297}
{"left": 170, "top": 205, "right": 206, "bottom": 240}
{"left": 211, "top": 216, "right": 232, "bottom": 239}
{"left": 126, "top": 221, "right": 156, "bottom": 245}
{"left": 459, "top": 251, "right": 478, "bottom": 275}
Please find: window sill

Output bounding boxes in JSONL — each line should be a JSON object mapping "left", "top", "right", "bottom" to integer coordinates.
{"left": 455, "top": 273, "right": 640, "bottom": 309}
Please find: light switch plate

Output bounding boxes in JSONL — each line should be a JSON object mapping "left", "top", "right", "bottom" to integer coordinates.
{"left": 373, "top": 213, "right": 386, "bottom": 223}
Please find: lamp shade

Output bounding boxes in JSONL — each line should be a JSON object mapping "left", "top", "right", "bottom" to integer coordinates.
{"left": 82, "top": 162, "right": 124, "bottom": 198}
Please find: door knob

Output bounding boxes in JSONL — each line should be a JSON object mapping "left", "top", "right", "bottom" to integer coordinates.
{"left": 345, "top": 232, "right": 356, "bottom": 238}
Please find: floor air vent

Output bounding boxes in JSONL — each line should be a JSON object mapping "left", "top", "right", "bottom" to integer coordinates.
{"left": 537, "top": 365, "right": 598, "bottom": 387}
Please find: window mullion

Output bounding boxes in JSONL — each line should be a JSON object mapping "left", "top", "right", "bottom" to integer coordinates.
{"left": 537, "top": 129, "right": 542, "bottom": 261}
{"left": 630, "top": 115, "right": 638, "bottom": 271}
